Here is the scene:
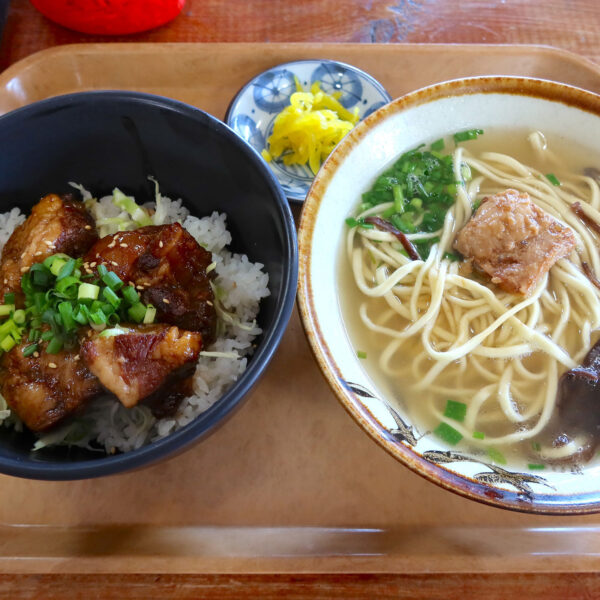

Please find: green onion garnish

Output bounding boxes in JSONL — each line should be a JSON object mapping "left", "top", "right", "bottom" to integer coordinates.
{"left": 453, "top": 129, "right": 484, "bottom": 143}
{"left": 45, "top": 336, "right": 63, "bottom": 354}
{"left": 487, "top": 447, "right": 507, "bottom": 465}
{"left": 78, "top": 283, "right": 100, "bottom": 301}
{"left": 122, "top": 286, "right": 140, "bottom": 306}
{"left": 143, "top": 304, "right": 156, "bottom": 324}
{"left": 0, "top": 305, "right": 14, "bottom": 317}
{"left": 345, "top": 217, "right": 358, "bottom": 228}
{"left": 101, "top": 270, "right": 124, "bottom": 291}
{"left": 430, "top": 138, "right": 445, "bottom": 151}
{"left": 356, "top": 350, "right": 367, "bottom": 359}
{"left": 127, "top": 302, "right": 147, "bottom": 323}
{"left": 532, "top": 441, "right": 541, "bottom": 452}
{"left": 443, "top": 399, "right": 467, "bottom": 422}
{"left": 472, "top": 431, "right": 485, "bottom": 440}
{"left": 22, "top": 343, "right": 38, "bottom": 357}
{"left": 434, "top": 422, "right": 463, "bottom": 446}
{"left": 528, "top": 463, "right": 545, "bottom": 470}
{"left": 0, "top": 336, "right": 16, "bottom": 352}
{"left": 546, "top": 173, "right": 561, "bottom": 186}
{"left": 3, "top": 293, "right": 15, "bottom": 305}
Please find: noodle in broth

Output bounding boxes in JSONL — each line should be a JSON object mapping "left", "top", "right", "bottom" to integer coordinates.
{"left": 344, "top": 130, "right": 600, "bottom": 467}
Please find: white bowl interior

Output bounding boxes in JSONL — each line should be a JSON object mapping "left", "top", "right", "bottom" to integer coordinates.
{"left": 307, "top": 87, "right": 600, "bottom": 505}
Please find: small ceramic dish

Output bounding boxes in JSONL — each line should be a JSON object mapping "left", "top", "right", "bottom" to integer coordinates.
{"left": 226, "top": 59, "right": 392, "bottom": 202}
{"left": 298, "top": 76, "right": 600, "bottom": 514}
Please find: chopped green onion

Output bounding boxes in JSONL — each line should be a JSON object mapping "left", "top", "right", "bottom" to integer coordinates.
{"left": 546, "top": 173, "right": 561, "bottom": 186}
{"left": 46, "top": 336, "right": 63, "bottom": 354}
{"left": 3, "top": 293, "right": 15, "bottom": 305}
{"left": 97, "top": 264, "right": 108, "bottom": 278}
{"left": 127, "top": 302, "right": 147, "bottom": 323}
{"left": 41, "top": 330, "right": 54, "bottom": 342}
{"left": 122, "top": 286, "right": 139, "bottom": 305}
{"left": 434, "top": 422, "right": 463, "bottom": 446}
{"left": 22, "top": 343, "right": 38, "bottom": 357}
{"left": 0, "top": 335, "right": 16, "bottom": 352}
{"left": 49, "top": 258, "right": 67, "bottom": 277}
{"left": 453, "top": 129, "right": 484, "bottom": 143}
{"left": 392, "top": 185, "right": 405, "bottom": 213}
{"left": 443, "top": 399, "right": 467, "bottom": 422}
{"left": 472, "top": 431, "right": 485, "bottom": 440}
{"left": 430, "top": 138, "right": 445, "bottom": 151}
{"left": 532, "top": 441, "right": 541, "bottom": 452}
{"left": 356, "top": 350, "right": 367, "bottom": 359}
{"left": 102, "top": 286, "right": 121, "bottom": 307}
{"left": 345, "top": 217, "right": 358, "bottom": 228}
{"left": 56, "top": 259, "right": 76, "bottom": 282}
{"left": 357, "top": 220, "right": 375, "bottom": 230}
{"left": 443, "top": 251, "right": 462, "bottom": 262}
{"left": 472, "top": 199, "right": 482, "bottom": 211}
{"left": 528, "top": 463, "right": 546, "bottom": 470}
{"left": 99, "top": 327, "right": 128, "bottom": 338}
{"left": 12, "top": 309, "right": 26, "bottom": 324}
{"left": 58, "top": 302, "right": 76, "bottom": 331}
{"left": 143, "top": 304, "right": 156, "bottom": 324}
{"left": 101, "top": 271, "right": 124, "bottom": 291}
{"left": 78, "top": 283, "right": 100, "bottom": 301}
{"left": 487, "top": 447, "right": 507, "bottom": 465}
{"left": 0, "top": 305, "right": 15, "bottom": 317}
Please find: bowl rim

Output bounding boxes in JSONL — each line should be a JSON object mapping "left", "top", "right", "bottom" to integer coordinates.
{"left": 297, "top": 75, "right": 600, "bottom": 515}
{"left": 0, "top": 89, "right": 299, "bottom": 480}
{"left": 224, "top": 58, "right": 393, "bottom": 203}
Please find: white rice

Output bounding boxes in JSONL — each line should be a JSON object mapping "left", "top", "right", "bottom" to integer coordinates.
{"left": 0, "top": 192, "right": 270, "bottom": 453}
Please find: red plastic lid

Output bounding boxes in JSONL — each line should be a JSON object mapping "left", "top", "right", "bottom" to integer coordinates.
{"left": 30, "top": 0, "right": 186, "bottom": 35}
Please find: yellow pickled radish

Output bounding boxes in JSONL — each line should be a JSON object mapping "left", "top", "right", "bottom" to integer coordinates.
{"left": 264, "top": 80, "right": 359, "bottom": 175}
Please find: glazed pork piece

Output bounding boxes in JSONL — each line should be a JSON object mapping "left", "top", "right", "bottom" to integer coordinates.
{"left": 84, "top": 223, "right": 217, "bottom": 344}
{"left": 0, "top": 342, "right": 102, "bottom": 432}
{"left": 0, "top": 194, "right": 97, "bottom": 302}
{"left": 80, "top": 325, "right": 202, "bottom": 411}
{"left": 454, "top": 189, "right": 576, "bottom": 296}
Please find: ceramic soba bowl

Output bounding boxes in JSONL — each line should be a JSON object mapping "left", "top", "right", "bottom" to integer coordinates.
{"left": 298, "top": 76, "right": 600, "bottom": 514}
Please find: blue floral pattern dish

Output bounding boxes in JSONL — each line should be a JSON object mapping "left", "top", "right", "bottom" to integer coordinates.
{"left": 226, "top": 60, "right": 392, "bottom": 202}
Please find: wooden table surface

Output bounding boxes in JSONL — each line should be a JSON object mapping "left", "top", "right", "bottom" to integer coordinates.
{"left": 1, "top": 0, "right": 600, "bottom": 598}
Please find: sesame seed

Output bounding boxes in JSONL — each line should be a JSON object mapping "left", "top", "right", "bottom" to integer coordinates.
{"left": 48, "top": 362, "right": 57, "bottom": 369}
{"left": 20, "top": 266, "right": 29, "bottom": 273}
{"left": 74, "top": 354, "right": 80, "bottom": 361}
{"left": 84, "top": 225, "right": 92, "bottom": 230}
{"left": 120, "top": 243, "right": 128, "bottom": 248}
{"left": 206, "top": 301, "right": 213, "bottom": 306}
{"left": 20, "top": 252, "right": 26, "bottom": 259}
{"left": 136, "top": 285, "right": 144, "bottom": 290}
{"left": 162, "top": 298, "right": 170, "bottom": 304}
{"left": 34, "top": 251, "right": 43, "bottom": 256}
{"left": 85, "top": 269, "right": 92, "bottom": 275}
{"left": 96, "top": 254, "right": 100, "bottom": 259}
{"left": 44, "top": 240, "right": 53, "bottom": 246}
{"left": 107, "top": 241, "right": 116, "bottom": 249}
{"left": 159, "top": 241, "right": 164, "bottom": 248}
{"left": 3, "top": 279, "right": 7, "bottom": 285}
{"left": 128, "top": 281, "right": 135, "bottom": 287}
{"left": 90, "top": 262, "right": 97, "bottom": 268}
{"left": 83, "top": 262, "right": 89, "bottom": 269}
{"left": 111, "top": 261, "right": 118, "bottom": 266}
{"left": 33, "top": 351, "right": 39, "bottom": 358}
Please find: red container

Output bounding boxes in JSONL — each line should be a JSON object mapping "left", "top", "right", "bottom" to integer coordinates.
{"left": 30, "top": 0, "right": 186, "bottom": 35}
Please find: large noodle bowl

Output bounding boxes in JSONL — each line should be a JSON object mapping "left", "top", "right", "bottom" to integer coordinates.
{"left": 343, "top": 130, "right": 600, "bottom": 468}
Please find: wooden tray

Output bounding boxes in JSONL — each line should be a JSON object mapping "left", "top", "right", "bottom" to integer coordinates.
{"left": 1, "top": 43, "right": 600, "bottom": 597}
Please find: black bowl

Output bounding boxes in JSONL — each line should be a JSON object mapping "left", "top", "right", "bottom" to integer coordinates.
{"left": 0, "top": 91, "right": 298, "bottom": 480}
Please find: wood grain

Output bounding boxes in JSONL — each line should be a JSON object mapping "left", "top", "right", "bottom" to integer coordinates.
{"left": 1, "top": 573, "right": 600, "bottom": 599}
{"left": 1, "top": 0, "right": 600, "bottom": 596}
{"left": 1, "top": 0, "right": 600, "bottom": 72}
